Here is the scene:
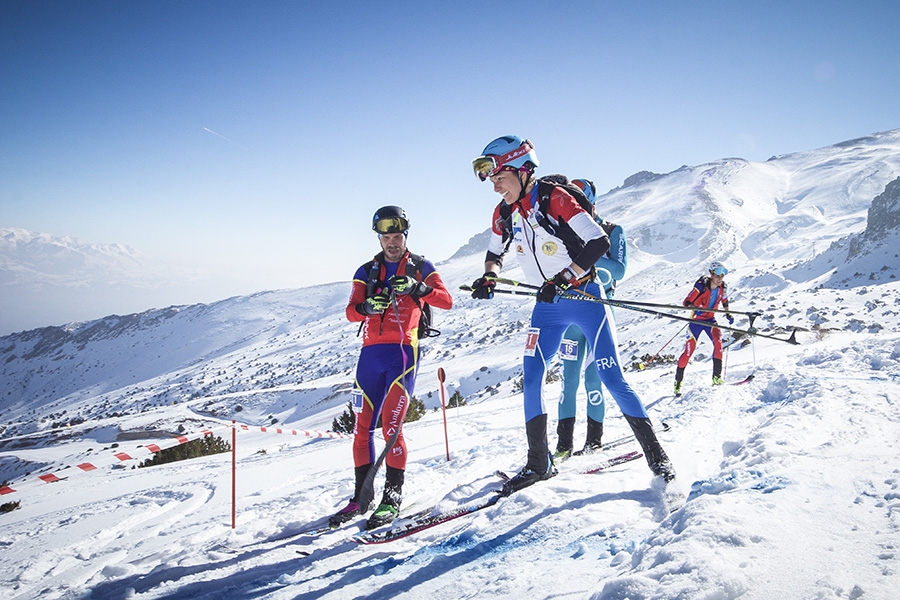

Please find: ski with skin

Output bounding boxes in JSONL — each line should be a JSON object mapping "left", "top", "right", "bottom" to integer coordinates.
{"left": 730, "top": 373, "right": 755, "bottom": 385}
{"left": 675, "top": 374, "right": 754, "bottom": 397}
{"left": 581, "top": 450, "right": 643, "bottom": 474}
{"left": 292, "top": 473, "right": 510, "bottom": 556}
{"left": 293, "top": 428, "right": 669, "bottom": 553}
{"left": 217, "top": 501, "right": 433, "bottom": 555}
{"left": 216, "top": 519, "right": 364, "bottom": 554}
{"left": 351, "top": 450, "right": 645, "bottom": 545}
{"left": 557, "top": 422, "right": 670, "bottom": 462}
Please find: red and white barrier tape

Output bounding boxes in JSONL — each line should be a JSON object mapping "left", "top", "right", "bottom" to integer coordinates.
{"left": 0, "top": 421, "right": 350, "bottom": 497}
{"left": 234, "top": 423, "right": 351, "bottom": 440}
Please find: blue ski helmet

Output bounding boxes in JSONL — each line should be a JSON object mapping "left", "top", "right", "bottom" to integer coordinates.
{"left": 571, "top": 178, "right": 597, "bottom": 204}
{"left": 472, "top": 135, "right": 539, "bottom": 181}
{"left": 372, "top": 205, "right": 409, "bottom": 235}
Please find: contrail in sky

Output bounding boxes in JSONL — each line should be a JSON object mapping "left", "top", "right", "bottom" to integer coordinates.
{"left": 203, "top": 127, "right": 258, "bottom": 155}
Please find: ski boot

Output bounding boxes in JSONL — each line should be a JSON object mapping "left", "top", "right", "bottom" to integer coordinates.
{"left": 500, "top": 460, "right": 557, "bottom": 496}
{"left": 501, "top": 415, "right": 558, "bottom": 496}
{"left": 365, "top": 503, "right": 399, "bottom": 530}
{"left": 329, "top": 501, "right": 362, "bottom": 528}
{"left": 573, "top": 418, "right": 603, "bottom": 456}
{"left": 365, "top": 466, "right": 404, "bottom": 530}
{"left": 328, "top": 464, "right": 371, "bottom": 527}
{"left": 553, "top": 417, "right": 575, "bottom": 463}
{"left": 624, "top": 414, "right": 676, "bottom": 483}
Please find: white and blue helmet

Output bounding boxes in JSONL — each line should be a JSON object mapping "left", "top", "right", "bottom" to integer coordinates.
{"left": 709, "top": 261, "right": 728, "bottom": 276}
{"left": 472, "top": 135, "right": 539, "bottom": 181}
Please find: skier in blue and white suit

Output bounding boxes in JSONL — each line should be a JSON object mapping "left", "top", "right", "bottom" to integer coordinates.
{"left": 470, "top": 136, "right": 674, "bottom": 495}
{"left": 555, "top": 177, "right": 627, "bottom": 459}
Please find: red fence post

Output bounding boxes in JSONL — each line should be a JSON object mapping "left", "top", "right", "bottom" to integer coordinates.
{"left": 437, "top": 368, "right": 450, "bottom": 462}
{"left": 231, "top": 420, "right": 236, "bottom": 529}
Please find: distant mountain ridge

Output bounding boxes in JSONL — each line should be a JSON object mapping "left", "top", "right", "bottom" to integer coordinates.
{"left": 0, "top": 228, "right": 148, "bottom": 284}
{"left": 0, "top": 228, "right": 234, "bottom": 335}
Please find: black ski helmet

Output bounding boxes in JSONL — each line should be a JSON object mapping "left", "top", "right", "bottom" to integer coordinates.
{"left": 372, "top": 205, "right": 410, "bottom": 235}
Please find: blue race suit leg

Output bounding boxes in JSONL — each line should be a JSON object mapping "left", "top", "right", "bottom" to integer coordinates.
{"left": 575, "top": 283, "right": 649, "bottom": 420}
{"left": 558, "top": 324, "right": 584, "bottom": 422}
{"left": 581, "top": 339, "right": 606, "bottom": 423}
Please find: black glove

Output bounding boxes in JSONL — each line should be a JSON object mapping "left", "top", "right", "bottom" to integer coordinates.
{"left": 470, "top": 273, "right": 497, "bottom": 300}
{"left": 357, "top": 292, "right": 390, "bottom": 316}
{"left": 726, "top": 313, "right": 735, "bottom": 325}
{"left": 536, "top": 269, "right": 578, "bottom": 304}
{"left": 388, "top": 275, "right": 432, "bottom": 298}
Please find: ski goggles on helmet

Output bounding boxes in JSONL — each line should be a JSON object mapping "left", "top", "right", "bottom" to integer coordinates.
{"left": 373, "top": 216, "right": 409, "bottom": 234}
{"left": 710, "top": 266, "right": 728, "bottom": 276}
{"left": 472, "top": 140, "right": 535, "bottom": 181}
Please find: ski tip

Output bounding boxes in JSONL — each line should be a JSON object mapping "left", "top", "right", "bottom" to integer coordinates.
{"left": 787, "top": 330, "right": 799, "bottom": 345}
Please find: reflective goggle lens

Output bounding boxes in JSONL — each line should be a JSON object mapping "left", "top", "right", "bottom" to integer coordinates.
{"left": 472, "top": 156, "right": 499, "bottom": 181}
{"left": 473, "top": 140, "right": 535, "bottom": 181}
{"left": 374, "top": 217, "right": 409, "bottom": 234}
{"left": 712, "top": 267, "right": 728, "bottom": 276}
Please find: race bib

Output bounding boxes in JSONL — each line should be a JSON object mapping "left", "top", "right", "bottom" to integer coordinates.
{"left": 524, "top": 327, "right": 541, "bottom": 357}
{"left": 351, "top": 389, "right": 364, "bottom": 413}
{"left": 559, "top": 338, "right": 579, "bottom": 361}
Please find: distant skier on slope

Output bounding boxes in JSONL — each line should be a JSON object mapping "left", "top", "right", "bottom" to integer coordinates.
{"left": 673, "top": 261, "right": 734, "bottom": 396}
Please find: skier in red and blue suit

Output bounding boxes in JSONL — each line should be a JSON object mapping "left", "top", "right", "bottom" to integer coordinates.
{"left": 673, "top": 261, "right": 733, "bottom": 396}
{"left": 331, "top": 206, "right": 452, "bottom": 530}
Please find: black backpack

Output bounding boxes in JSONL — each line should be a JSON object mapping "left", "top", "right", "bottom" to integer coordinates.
{"left": 496, "top": 174, "right": 612, "bottom": 274}
{"left": 361, "top": 252, "right": 439, "bottom": 339}
{"left": 687, "top": 276, "right": 727, "bottom": 304}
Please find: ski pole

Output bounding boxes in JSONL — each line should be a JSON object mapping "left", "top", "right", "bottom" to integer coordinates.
{"left": 463, "top": 283, "right": 799, "bottom": 345}
{"left": 588, "top": 297, "right": 761, "bottom": 320}
{"left": 640, "top": 323, "right": 688, "bottom": 369}
{"left": 722, "top": 334, "right": 731, "bottom": 378}
{"left": 602, "top": 297, "right": 796, "bottom": 345}
{"left": 437, "top": 368, "right": 450, "bottom": 462}
{"left": 459, "top": 284, "right": 536, "bottom": 298}
{"left": 488, "top": 276, "right": 761, "bottom": 320}
{"left": 358, "top": 292, "right": 406, "bottom": 511}
{"left": 562, "top": 286, "right": 797, "bottom": 345}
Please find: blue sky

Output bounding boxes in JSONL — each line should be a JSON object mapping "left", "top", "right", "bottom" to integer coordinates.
{"left": 2, "top": 0, "right": 899, "bottom": 305}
